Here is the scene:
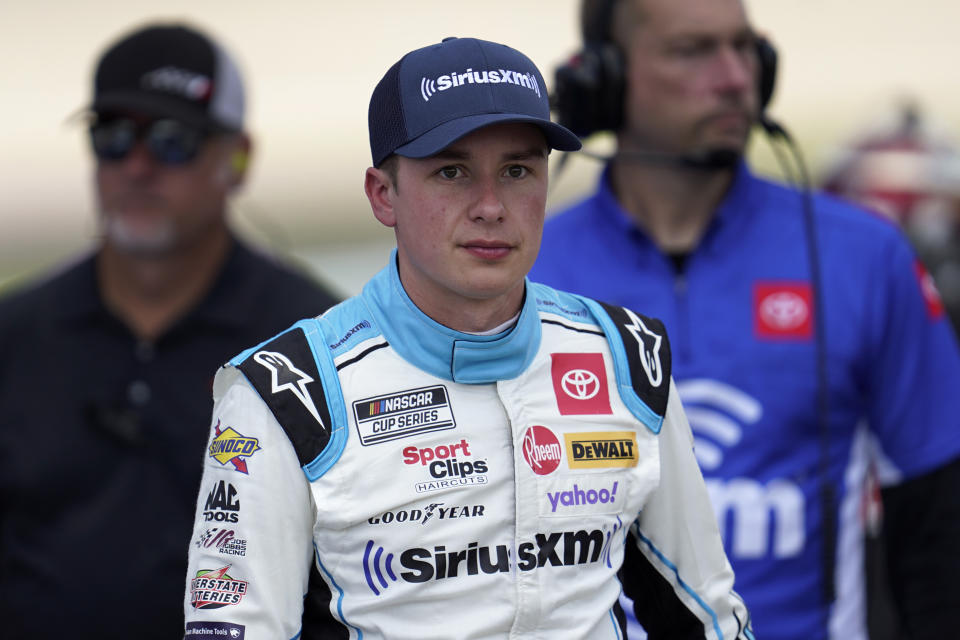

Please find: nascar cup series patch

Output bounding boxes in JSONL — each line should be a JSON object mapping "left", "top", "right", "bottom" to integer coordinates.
{"left": 353, "top": 385, "right": 455, "bottom": 445}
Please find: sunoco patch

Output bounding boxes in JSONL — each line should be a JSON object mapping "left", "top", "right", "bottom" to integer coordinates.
{"left": 353, "top": 385, "right": 455, "bottom": 445}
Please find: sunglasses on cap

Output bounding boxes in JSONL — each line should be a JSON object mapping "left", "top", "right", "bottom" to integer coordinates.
{"left": 89, "top": 117, "right": 210, "bottom": 165}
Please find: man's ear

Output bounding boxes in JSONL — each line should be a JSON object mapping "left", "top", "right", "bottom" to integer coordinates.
{"left": 217, "top": 134, "right": 253, "bottom": 191}
{"left": 365, "top": 166, "right": 396, "bottom": 228}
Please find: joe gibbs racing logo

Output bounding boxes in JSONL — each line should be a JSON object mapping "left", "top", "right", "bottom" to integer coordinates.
{"left": 522, "top": 426, "right": 562, "bottom": 475}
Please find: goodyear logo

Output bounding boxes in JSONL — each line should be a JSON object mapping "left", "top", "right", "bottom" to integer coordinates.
{"left": 564, "top": 431, "right": 638, "bottom": 469}
{"left": 208, "top": 421, "right": 261, "bottom": 474}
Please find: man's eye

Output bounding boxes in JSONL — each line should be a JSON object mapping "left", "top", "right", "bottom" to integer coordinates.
{"left": 439, "top": 166, "right": 462, "bottom": 179}
{"left": 506, "top": 165, "right": 528, "bottom": 179}
{"left": 672, "top": 41, "right": 712, "bottom": 58}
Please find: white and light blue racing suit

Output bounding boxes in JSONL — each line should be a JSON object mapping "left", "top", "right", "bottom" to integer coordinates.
{"left": 183, "top": 253, "right": 754, "bottom": 640}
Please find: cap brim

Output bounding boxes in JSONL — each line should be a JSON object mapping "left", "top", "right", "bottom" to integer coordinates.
{"left": 394, "top": 113, "right": 581, "bottom": 159}
{"left": 90, "top": 90, "right": 237, "bottom": 132}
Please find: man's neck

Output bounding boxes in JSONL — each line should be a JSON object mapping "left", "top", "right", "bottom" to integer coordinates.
{"left": 97, "top": 229, "right": 233, "bottom": 341}
{"left": 425, "top": 292, "right": 524, "bottom": 335}
{"left": 609, "top": 160, "right": 735, "bottom": 254}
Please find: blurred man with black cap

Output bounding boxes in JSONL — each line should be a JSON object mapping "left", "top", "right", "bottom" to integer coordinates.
{"left": 0, "top": 22, "right": 337, "bottom": 638}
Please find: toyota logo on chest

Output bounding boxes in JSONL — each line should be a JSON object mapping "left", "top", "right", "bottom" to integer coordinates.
{"left": 561, "top": 369, "right": 600, "bottom": 400}
{"left": 550, "top": 353, "right": 613, "bottom": 415}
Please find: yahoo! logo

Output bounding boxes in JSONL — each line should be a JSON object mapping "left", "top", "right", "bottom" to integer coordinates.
{"left": 546, "top": 481, "right": 619, "bottom": 513}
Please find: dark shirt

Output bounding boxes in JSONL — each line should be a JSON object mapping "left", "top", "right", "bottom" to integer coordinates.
{"left": 0, "top": 240, "right": 338, "bottom": 639}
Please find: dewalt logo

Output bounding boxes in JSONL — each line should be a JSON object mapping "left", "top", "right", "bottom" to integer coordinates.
{"left": 564, "top": 431, "right": 638, "bottom": 469}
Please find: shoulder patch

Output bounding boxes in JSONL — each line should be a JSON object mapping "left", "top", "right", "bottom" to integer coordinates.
{"left": 237, "top": 327, "right": 332, "bottom": 467}
{"left": 596, "top": 301, "right": 672, "bottom": 418}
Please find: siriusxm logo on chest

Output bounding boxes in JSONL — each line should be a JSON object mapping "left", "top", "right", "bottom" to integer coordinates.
{"left": 353, "top": 385, "right": 455, "bottom": 445}
{"left": 420, "top": 67, "right": 541, "bottom": 102}
{"left": 361, "top": 526, "right": 619, "bottom": 596}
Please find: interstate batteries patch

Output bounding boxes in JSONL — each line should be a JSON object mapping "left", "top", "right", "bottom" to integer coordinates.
{"left": 190, "top": 566, "right": 248, "bottom": 609}
{"left": 353, "top": 385, "right": 455, "bottom": 445}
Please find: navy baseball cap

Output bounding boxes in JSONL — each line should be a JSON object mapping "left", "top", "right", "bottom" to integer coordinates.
{"left": 87, "top": 23, "right": 245, "bottom": 132}
{"left": 368, "top": 37, "right": 581, "bottom": 167}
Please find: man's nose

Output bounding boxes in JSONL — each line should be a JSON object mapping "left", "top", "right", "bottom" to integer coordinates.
{"left": 711, "top": 45, "right": 754, "bottom": 95}
{"left": 471, "top": 178, "right": 507, "bottom": 222}
{"left": 116, "top": 141, "right": 159, "bottom": 178}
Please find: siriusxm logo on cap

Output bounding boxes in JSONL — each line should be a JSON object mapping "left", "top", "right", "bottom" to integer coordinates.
{"left": 368, "top": 37, "right": 580, "bottom": 167}
{"left": 420, "top": 67, "right": 541, "bottom": 102}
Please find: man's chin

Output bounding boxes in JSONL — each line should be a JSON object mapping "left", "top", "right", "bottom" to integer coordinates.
{"left": 102, "top": 218, "right": 177, "bottom": 256}
{"left": 696, "top": 119, "right": 752, "bottom": 151}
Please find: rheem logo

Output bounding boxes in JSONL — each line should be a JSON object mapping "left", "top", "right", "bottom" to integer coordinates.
{"left": 522, "top": 426, "right": 562, "bottom": 475}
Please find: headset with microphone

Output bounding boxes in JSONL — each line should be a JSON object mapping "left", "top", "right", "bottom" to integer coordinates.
{"left": 551, "top": 0, "right": 779, "bottom": 168}
{"left": 550, "top": 0, "right": 838, "bottom": 616}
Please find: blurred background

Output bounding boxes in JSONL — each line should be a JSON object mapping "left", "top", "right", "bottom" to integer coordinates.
{"left": 3, "top": 0, "right": 960, "bottom": 300}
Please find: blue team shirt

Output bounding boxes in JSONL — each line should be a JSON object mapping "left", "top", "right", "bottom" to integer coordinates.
{"left": 531, "top": 163, "right": 960, "bottom": 640}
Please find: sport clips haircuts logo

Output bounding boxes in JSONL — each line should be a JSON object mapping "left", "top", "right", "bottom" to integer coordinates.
{"left": 403, "top": 439, "right": 489, "bottom": 493}
{"left": 361, "top": 518, "right": 624, "bottom": 596}
{"left": 420, "top": 67, "right": 541, "bottom": 102}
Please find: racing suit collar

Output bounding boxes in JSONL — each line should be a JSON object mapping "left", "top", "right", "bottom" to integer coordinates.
{"left": 362, "top": 250, "right": 541, "bottom": 384}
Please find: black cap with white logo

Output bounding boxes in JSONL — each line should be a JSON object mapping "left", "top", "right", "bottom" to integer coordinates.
{"left": 90, "top": 23, "right": 245, "bottom": 132}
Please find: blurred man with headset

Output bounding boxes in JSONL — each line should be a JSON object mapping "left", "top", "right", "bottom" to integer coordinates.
{"left": 532, "top": 1, "right": 960, "bottom": 639}
{"left": 0, "top": 22, "right": 337, "bottom": 638}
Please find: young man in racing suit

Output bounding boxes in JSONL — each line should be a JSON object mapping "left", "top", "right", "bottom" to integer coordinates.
{"left": 183, "top": 37, "right": 754, "bottom": 639}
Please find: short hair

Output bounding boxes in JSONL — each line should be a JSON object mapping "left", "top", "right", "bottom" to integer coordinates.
{"left": 378, "top": 154, "right": 400, "bottom": 194}
{"left": 580, "top": 0, "right": 643, "bottom": 50}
